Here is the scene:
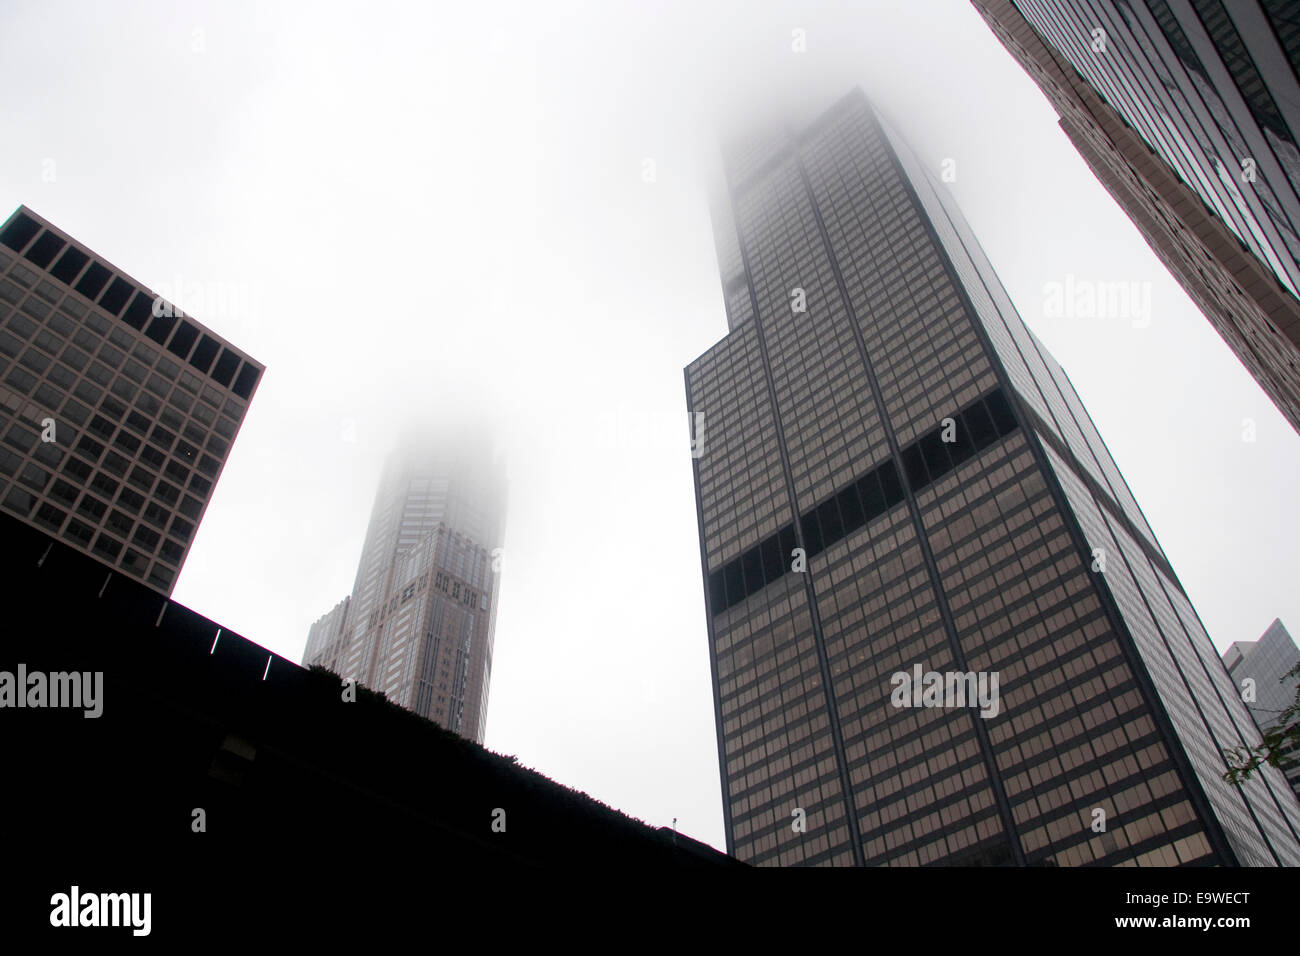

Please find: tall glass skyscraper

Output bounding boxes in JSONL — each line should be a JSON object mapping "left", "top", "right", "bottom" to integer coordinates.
{"left": 974, "top": 0, "right": 1300, "bottom": 433}
{"left": 304, "top": 430, "right": 506, "bottom": 745}
{"left": 685, "top": 88, "right": 1300, "bottom": 866}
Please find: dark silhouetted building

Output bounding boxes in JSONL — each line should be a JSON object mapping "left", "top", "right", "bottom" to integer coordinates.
{"left": 685, "top": 88, "right": 1300, "bottom": 866}
{"left": 974, "top": 0, "right": 1300, "bottom": 433}
{"left": 2, "top": 506, "right": 738, "bottom": 937}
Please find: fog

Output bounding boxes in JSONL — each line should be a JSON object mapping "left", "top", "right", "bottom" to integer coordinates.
{"left": 3, "top": 0, "right": 1297, "bottom": 851}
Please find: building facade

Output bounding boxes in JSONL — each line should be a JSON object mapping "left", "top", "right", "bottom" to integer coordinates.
{"left": 1224, "top": 619, "right": 1300, "bottom": 802}
{"left": 685, "top": 88, "right": 1300, "bottom": 866}
{"left": 0, "top": 205, "right": 262, "bottom": 595}
{"left": 304, "top": 432, "right": 505, "bottom": 745}
{"left": 973, "top": 0, "right": 1300, "bottom": 433}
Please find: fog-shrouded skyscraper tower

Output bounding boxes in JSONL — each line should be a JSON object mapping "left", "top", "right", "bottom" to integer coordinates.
{"left": 305, "top": 428, "right": 506, "bottom": 744}
{"left": 686, "top": 88, "right": 1300, "bottom": 866}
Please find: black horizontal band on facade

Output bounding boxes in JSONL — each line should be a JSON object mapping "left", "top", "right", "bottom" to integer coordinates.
{"left": 706, "top": 386, "right": 1018, "bottom": 616}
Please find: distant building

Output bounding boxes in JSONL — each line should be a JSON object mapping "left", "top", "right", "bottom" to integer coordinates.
{"left": 974, "top": 0, "right": 1300, "bottom": 433}
{"left": 305, "top": 431, "right": 506, "bottom": 744}
{"left": 0, "top": 205, "right": 263, "bottom": 594}
{"left": 686, "top": 88, "right": 1300, "bottom": 866}
{"left": 1225, "top": 619, "right": 1300, "bottom": 802}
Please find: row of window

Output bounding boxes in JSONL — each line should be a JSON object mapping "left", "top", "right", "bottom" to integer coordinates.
{"left": 0, "top": 283, "right": 244, "bottom": 440}
{"left": 899, "top": 388, "right": 1019, "bottom": 492}
{"left": 0, "top": 212, "right": 260, "bottom": 400}
{"left": 705, "top": 387, "right": 1020, "bottom": 615}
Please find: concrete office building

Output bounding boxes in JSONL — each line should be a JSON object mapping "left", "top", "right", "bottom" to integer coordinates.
{"left": 1225, "top": 619, "right": 1300, "bottom": 802}
{"left": 685, "top": 88, "right": 1300, "bottom": 866}
{"left": 974, "top": 0, "right": 1300, "bottom": 433}
{"left": 0, "top": 205, "right": 263, "bottom": 595}
{"left": 305, "top": 432, "right": 505, "bottom": 745}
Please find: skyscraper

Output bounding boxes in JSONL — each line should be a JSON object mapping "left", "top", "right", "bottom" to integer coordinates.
{"left": 0, "top": 205, "right": 262, "bottom": 595}
{"left": 685, "top": 88, "right": 1300, "bottom": 866}
{"left": 973, "top": 0, "right": 1300, "bottom": 433}
{"left": 305, "top": 430, "right": 506, "bottom": 745}
{"left": 1224, "top": 619, "right": 1300, "bottom": 802}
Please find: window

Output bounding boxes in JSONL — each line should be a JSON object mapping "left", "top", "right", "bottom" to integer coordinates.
{"left": 143, "top": 308, "right": 177, "bottom": 343}
{"left": 168, "top": 322, "right": 200, "bottom": 360}
{"left": 72, "top": 379, "right": 101, "bottom": 405}
{"left": 63, "top": 517, "right": 94, "bottom": 545}
{"left": 23, "top": 230, "right": 65, "bottom": 269}
{"left": 142, "top": 502, "right": 168, "bottom": 529}
{"left": 189, "top": 334, "right": 219, "bottom": 374}
{"left": 6, "top": 313, "right": 37, "bottom": 340}
{"left": 0, "top": 212, "right": 40, "bottom": 252}
{"left": 92, "top": 533, "right": 122, "bottom": 560}
{"left": 123, "top": 411, "right": 151, "bottom": 435}
{"left": 2, "top": 421, "right": 36, "bottom": 450}
{"left": 117, "top": 487, "right": 145, "bottom": 514}
{"left": 33, "top": 502, "right": 67, "bottom": 532}
{"left": 46, "top": 363, "right": 75, "bottom": 389}
{"left": 84, "top": 361, "right": 112, "bottom": 386}
{"left": 98, "top": 277, "right": 135, "bottom": 316}
{"left": 97, "top": 343, "right": 124, "bottom": 368}
{"left": 90, "top": 472, "right": 118, "bottom": 498}
{"left": 106, "top": 509, "right": 133, "bottom": 537}
{"left": 150, "top": 425, "right": 176, "bottom": 450}
{"left": 232, "top": 362, "right": 259, "bottom": 399}
{"left": 210, "top": 348, "right": 239, "bottom": 386}
{"left": 49, "top": 246, "right": 89, "bottom": 285}
{"left": 49, "top": 479, "right": 79, "bottom": 506}
{"left": 112, "top": 430, "right": 140, "bottom": 455}
{"left": 88, "top": 414, "right": 115, "bottom": 441}
{"left": 154, "top": 480, "right": 179, "bottom": 505}
{"left": 62, "top": 457, "right": 92, "bottom": 483}
{"left": 19, "top": 349, "right": 50, "bottom": 375}
{"left": 140, "top": 445, "right": 165, "bottom": 469}
{"left": 122, "top": 359, "right": 147, "bottom": 384}
{"left": 76, "top": 494, "right": 107, "bottom": 521}
{"left": 101, "top": 451, "right": 128, "bottom": 477}
{"left": 18, "top": 462, "right": 49, "bottom": 492}
{"left": 135, "top": 391, "right": 160, "bottom": 416}
{"left": 61, "top": 344, "right": 88, "bottom": 371}
{"left": 34, "top": 383, "right": 62, "bottom": 408}
{"left": 119, "top": 293, "right": 152, "bottom": 332}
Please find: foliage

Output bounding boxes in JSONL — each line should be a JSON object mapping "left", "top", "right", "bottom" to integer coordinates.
{"left": 1222, "top": 660, "right": 1300, "bottom": 785}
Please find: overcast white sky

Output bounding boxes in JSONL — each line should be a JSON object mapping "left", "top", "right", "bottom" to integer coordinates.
{"left": 3, "top": 0, "right": 1297, "bottom": 853}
